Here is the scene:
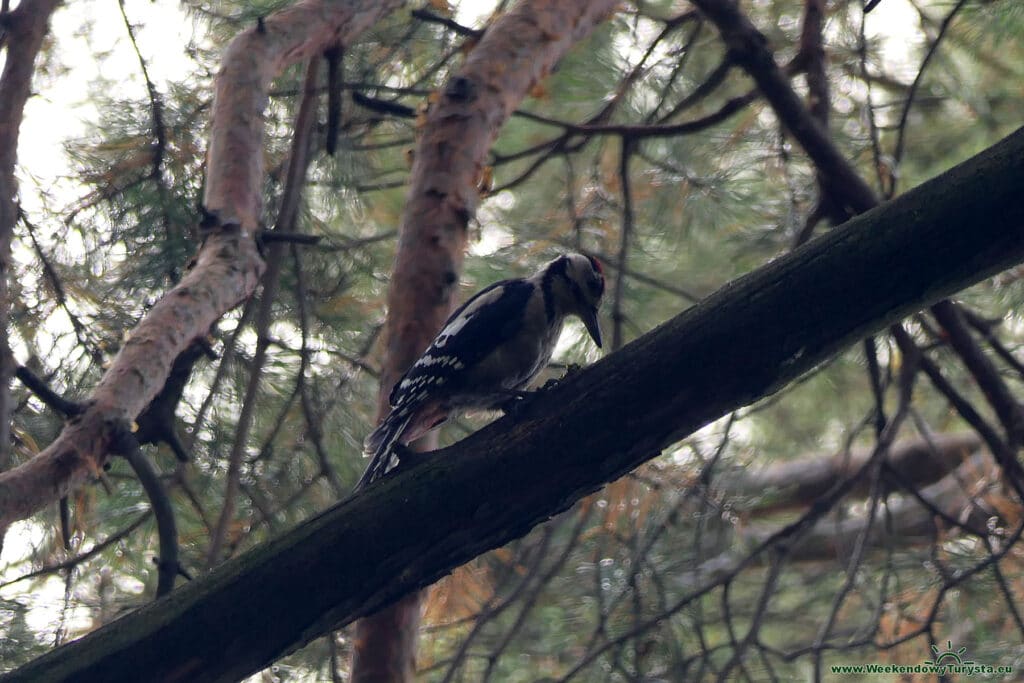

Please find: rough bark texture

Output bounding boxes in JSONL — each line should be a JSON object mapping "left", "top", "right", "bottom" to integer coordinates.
{"left": 351, "top": 591, "right": 422, "bottom": 683}
{"left": 205, "top": 0, "right": 402, "bottom": 228}
{"left": 0, "top": 0, "right": 404, "bottom": 531}
{"left": 7, "top": 125, "right": 1024, "bottom": 683}
{"left": 351, "top": 1, "right": 619, "bottom": 680}
{"left": 0, "top": 0, "right": 62, "bottom": 473}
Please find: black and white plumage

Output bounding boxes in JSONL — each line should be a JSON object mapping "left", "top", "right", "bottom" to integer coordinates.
{"left": 356, "top": 253, "right": 605, "bottom": 489}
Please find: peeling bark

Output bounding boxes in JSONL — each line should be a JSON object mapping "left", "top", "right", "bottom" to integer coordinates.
{"left": 379, "top": 0, "right": 620, "bottom": 404}
{"left": 0, "top": 0, "right": 404, "bottom": 532}
{"left": 205, "top": 0, "right": 404, "bottom": 229}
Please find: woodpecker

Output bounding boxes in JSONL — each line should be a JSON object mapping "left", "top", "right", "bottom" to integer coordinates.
{"left": 357, "top": 253, "right": 605, "bottom": 489}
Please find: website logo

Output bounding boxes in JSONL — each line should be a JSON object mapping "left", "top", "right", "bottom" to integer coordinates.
{"left": 923, "top": 641, "right": 974, "bottom": 668}
{"left": 830, "top": 639, "right": 1012, "bottom": 677}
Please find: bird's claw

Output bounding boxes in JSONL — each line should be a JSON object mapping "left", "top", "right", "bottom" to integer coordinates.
{"left": 540, "top": 364, "right": 582, "bottom": 391}
{"left": 499, "top": 390, "right": 537, "bottom": 418}
{"left": 503, "top": 365, "right": 584, "bottom": 417}
{"left": 388, "top": 443, "right": 430, "bottom": 472}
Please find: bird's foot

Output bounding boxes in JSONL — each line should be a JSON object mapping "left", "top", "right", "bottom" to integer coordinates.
{"left": 498, "top": 389, "right": 538, "bottom": 418}
{"left": 388, "top": 442, "right": 430, "bottom": 472}
{"left": 539, "top": 364, "right": 582, "bottom": 391}
{"left": 562, "top": 362, "right": 583, "bottom": 378}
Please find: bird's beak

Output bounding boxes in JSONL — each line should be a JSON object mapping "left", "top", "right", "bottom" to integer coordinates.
{"left": 581, "top": 307, "right": 603, "bottom": 348}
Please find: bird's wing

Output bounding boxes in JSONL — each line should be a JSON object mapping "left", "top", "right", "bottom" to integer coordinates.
{"left": 389, "top": 278, "right": 533, "bottom": 407}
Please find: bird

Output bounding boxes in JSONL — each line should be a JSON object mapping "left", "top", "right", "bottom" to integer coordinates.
{"left": 356, "top": 253, "right": 605, "bottom": 490}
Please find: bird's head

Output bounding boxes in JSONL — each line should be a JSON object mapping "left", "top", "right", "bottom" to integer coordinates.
{"left": 544, "top": 253, "right": 605, "bottom": 348}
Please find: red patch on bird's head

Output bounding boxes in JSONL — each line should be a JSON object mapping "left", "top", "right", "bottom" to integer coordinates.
{"left": 585, "top": 255, "right": 605, "bottom": 299}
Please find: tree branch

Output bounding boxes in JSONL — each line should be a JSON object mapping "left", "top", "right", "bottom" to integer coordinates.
{"left": 14, "top": 366, "right": 82, "bottom": 417}
{"left": 930, "top": 300, "right": 1024, "bottom": 446}
{"left": 689, "top": 0, "right": 878, "bottom": 214}
{"left": 722, "top": 432, "right": 981, "bottom": 513}
{"left": 355, "top": 0, "right": 620, "bottom": 677}
{"left": 207, "top": 55, "right": 321, "bottom": 568}
{"left": 0, "top": 0, "right": 405, "bottom": 531}
{"left": 0, "top": 0, "right": 63, "bottom": 476}
{"left": 8, "top": 124, "right": 1024, "bottom": 683}
{"left": 693, "top": 0, "right": 1023, "bottom": 476}
{"left": 109, "top": 427, "right": 180, "bottom": 598}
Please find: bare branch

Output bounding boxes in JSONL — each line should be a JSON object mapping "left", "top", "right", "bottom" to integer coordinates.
{"left": 207, "top": 56, "right": 321, "bottom": 568}
{"left": 0, "top": 0, "right": 405, "bottom": 530}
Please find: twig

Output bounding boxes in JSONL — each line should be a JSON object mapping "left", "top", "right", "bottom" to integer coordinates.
{"left": 858, "top": 5, "right": 888, "bottom": 196}
{"left": 512, "top": 88, "right": 761, "bottom": 139}
{"left": 350, "top": 90, "right": 416, "bottom": 118}
{"left": 117, "top": 0, "right": 179, "bottom": 284}
{"left": 479, "top": 510, "right": 592, "bottom": 681}
{"left": 258, "top": 230, "right": 321, "bottom": 245}
{"left": 15, "top": 366, "right": 82, "bottom": 416}
{"left": 20, "top": 211, "right": 102, "bottom": 361}
{"left": 134, "top": 340, "right": 211, "bottom": 462}
{"left": 961, "top": 308, "right": 1024, "bottom": 380}
{"left": 438, "top": 527, "right": 559, "bottom": 681}
{"left": 0, "top": 512, "right": 151, "bottom": 589}
{"left": 689, "top": 0, "right": 878, "bottom": 214}
{"left": 292, "top": 244, "right": 345, "bottom": 495}
{"left": 930, "top": 300, "right": 1024, "bottom": 447}
{"left": 14, "top": 365, "right": 82, "bottom": 551}
{"left": 611, "top": 138, "right": 633, "bottom": 351}
{"left": 324, "top": 45, "right": 343, "bottom": 155}
{"left": 891, "top": 0, "right": 970, "bottom": 195}
{"left": 892, "top": 324, "right": 1024, "bottom": 493}
{"left": 207, "top": 56, "right": 321, "bottom": 567}
{"left": 410, "top": 8, "right": 482, "bottom": 38}
{"left": 110, "top": 425, "right": 180, "bottom": 598}
{"left": 186, "top": 297, "right": 256, "bottom": 452}
{"left": 864, "top": 337, "right": 887, "bottom": 435}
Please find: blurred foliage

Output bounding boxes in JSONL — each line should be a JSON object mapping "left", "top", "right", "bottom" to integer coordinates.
{"left": 2, "top": 0, "right": 1024, "bottom": 680}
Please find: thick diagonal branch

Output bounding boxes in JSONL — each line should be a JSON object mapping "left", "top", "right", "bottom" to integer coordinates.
{"left": 691, "top": 0, "right": 1023, "bottom": 462}
{"left": 9, "top": 124, "right": 1024, "bottom": 683}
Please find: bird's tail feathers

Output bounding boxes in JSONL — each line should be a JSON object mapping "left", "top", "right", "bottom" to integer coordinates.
{"left": 356, "top": 409, "right": 413, "bottom": 490}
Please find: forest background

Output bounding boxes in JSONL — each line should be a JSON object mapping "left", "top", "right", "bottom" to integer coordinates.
{"left": 1, "top": 0, "right": 1023, "bottom": 680}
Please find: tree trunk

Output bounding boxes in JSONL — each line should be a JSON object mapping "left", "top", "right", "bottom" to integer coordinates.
{"left": 7, "top": 124, "right": 1024, "bottom": 683}
{"left": 349, "top": 0, "right": 619, "bottom": 679}
{"left": 0, "top": 0, "right": 62, "bottom": 496}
